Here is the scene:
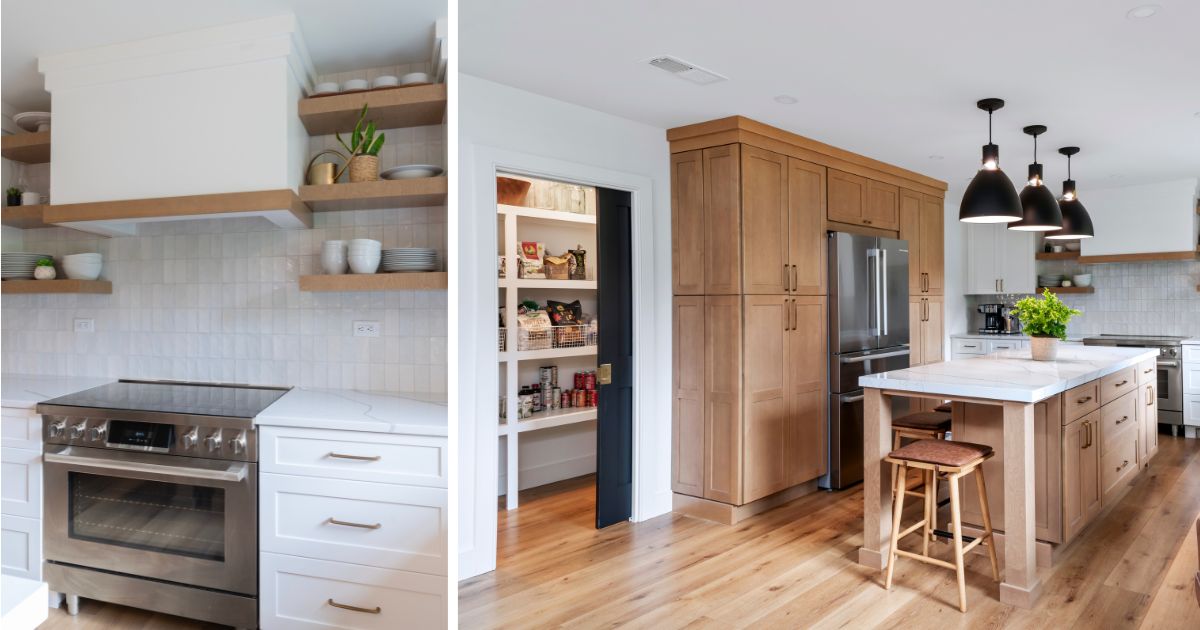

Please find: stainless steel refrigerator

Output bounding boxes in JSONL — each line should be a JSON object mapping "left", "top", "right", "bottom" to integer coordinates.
{"left": 820, "top": 231, "right": 911, "bottom": 490}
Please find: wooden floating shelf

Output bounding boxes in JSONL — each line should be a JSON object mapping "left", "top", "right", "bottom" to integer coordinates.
{"left": 498, "top": 407, "right": 598, "bottom": 436}
{"left": 45, "top": 189, "right": 312, "bottom": 236}
{"left": 299, "top": 177, "right": 447, "bottom": 212}
{"left": 299, "top": 272, "right": 447, "bottom": 292}
{"left": 497, "top": 204, "right": 596, "bottom": 225}
{"left": 1038, "top": 286, "right": 1094, "bottom": 294}
{"left": 1076, "top": 249, "right": 1199, "bottom": 264}
{"left": 1, "top": 205, "right": 50, "bottom": 229}
{"left": 299, "top": 84, "right": 447, "bottom": 135}
{"left": 1, "top": 131, "right": 51, "bottom": 164}
{"left": 499, "top": 278, "right": 597, "bottom": 290}
{"left": 1035, "top": 251, "right": 1080, "bottom": 261}
{"left": 1, "top": 279, "right": 111, "bottom": 294}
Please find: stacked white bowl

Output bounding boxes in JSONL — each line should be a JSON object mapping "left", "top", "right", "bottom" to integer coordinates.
{"left": 321, "top": 240, "right": 348, "bottom": 275}
{"left": 348, "top": 239, "right": 382, "bottom": 274}
{"left": 62, "top": 253, "right": 102, "bottom": 280}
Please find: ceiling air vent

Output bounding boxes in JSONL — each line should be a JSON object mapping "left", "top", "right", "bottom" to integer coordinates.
{"left": 648, "top": 56, "right": 727, "bottom": 85}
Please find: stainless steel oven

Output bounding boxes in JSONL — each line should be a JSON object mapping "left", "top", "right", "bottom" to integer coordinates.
{"left": 37, "top": 380, "right": 288, "bottom": 629}
{"left": 1082, "top": 335, "right": 1184, "bottom": 425}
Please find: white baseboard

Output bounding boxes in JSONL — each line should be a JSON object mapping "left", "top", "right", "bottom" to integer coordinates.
{"left": 498, "top": 452, "right": 596, "bottom": 495}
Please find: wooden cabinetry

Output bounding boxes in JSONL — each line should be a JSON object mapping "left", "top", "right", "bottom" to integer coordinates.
{"left": 787, "top": 159, "right": 827, "bottom": 295}
{"left": 671, "top": 151, "right": 705, "bottom": 295}
{"left": 900, "top": 190, "right": 945, "bottom": 296}
{"left": 672, "top": 296, "right": 705, "bottom": 496}
{"left": 1062, "top": 410, "right": 1101, "bottom": 543}
{"left": 964, "top": 223, "right": 1036, "bottom": 294}
{"left": 864, "top": 180, "right": 900, "bottom": 231}
{"left": 704, "top": 296, "right": 743, "bottom": 505}
{"left": 705, "top": 145, "right": 743, "bottom": 295}
{"left": 828, "top": 169, "right": 900, "bottom": 231}
{"left": 1138, "top": 357, "right": 1159, "bottom": 466}
{"left": 741, "top": 147, "right": 790, "bottom": 294}
{"left": 909, "top": 295, "right": 944, "bottom": 367}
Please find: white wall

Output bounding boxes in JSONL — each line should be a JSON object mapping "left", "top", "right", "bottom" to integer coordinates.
{"left": 942, "top": 188, "right": 969, "bottom": 345}
{"left": 1082, "top": 178, "right": 1199, "bottom": 257}
{"left": 458, "top": 74, "right": 672, "bottom": 578}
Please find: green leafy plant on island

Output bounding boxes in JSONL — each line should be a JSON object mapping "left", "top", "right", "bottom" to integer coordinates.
{"left": 1012, "top": 289, "right": 1081, "bottom": 340}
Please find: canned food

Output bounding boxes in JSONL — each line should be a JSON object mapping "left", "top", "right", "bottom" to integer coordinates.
{"left": 551, "top": 387, "right": 561, "bottom": 409}
{"left": 531, "top": 385, "right": 543, "bottom": 412}
{"left": 550, "top": 366, "right": 559, "bottom": 387}
{"left": 562, "top": 391, "right": 572, "bottom": 408}
{"left": 584, "top": 371, "right": 596, "bottom": 390}
{"left": 574, "top": 372, "right": 584, "bottom": 389}
{"left": 587, "top": 390, "right": 598, "bottom": 407}
{"left": 518, "top": 394, "right": 533, "bottom": 419}
{"left": 539, "top": 366, "right": 554, "bottom": 384}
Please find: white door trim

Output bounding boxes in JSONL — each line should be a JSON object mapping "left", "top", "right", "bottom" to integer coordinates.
{"left": 457, "top": 142, "right": 663, "bottom": 579}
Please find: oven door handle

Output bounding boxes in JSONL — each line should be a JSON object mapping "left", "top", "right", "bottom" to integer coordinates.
{"left": 43, "top": 447, "right": 247, "bottom": 483}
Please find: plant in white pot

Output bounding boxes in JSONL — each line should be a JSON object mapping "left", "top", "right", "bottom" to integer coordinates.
{"left": 33, "top": 257, "right": 56, "bottom": 280}
{"left": 1012, "top": 289, "right": 1081, "bottom": 361}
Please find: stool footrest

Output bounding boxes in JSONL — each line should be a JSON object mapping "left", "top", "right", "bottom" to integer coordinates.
{"left": 893, "top": 548, "right": 958, "bottom": 571}
{"left": 932, "top": 528, "right": 976, "bottom": 544}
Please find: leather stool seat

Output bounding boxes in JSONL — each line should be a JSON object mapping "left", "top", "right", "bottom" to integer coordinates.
{"left": 888, "top": 439, "right": 993, "bottom": 468}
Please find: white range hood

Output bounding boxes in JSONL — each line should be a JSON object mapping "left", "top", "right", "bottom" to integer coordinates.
{"left": 38, "top": 14, "right": 315, "bottom": 236}
{"left": 1081, "top": 178, "right": 1199, "bottom": 259}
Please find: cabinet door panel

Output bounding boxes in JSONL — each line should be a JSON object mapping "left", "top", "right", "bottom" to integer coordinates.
{"left": 673, "top": 297, "right": 705, "bottom": 496}
{"left": 788, "top": 297, "right": 827, "bottom": 484}
{"left": 788, "top": 159, "right": 827, "bottom": 295}
{"left": 920, "top": 194, "right": 945, "bottom": 294}
{"left": 827, "top": 169, "right": 867, "bottom": 225}
{"left": 908, "top": 298, "right": 924, "bottom": 366}
{"left": 741, "top": 147, "right": 789, "bottom": 294}
{"left": 1062, "top": 413, "right": 1100, "bottom": 543}
{"left": 922, "top": 296, "right": 944, "bottom": 365}
{"left": 864, "top": 180, "right": 899, "bottom": 231}
{"left": 899, "top": 190, "right": 923, "bottom": 294}
{"left": 704, "top": 296, "right": 743, "bottom": 504}
{"left": 742, "top": 295, "right": 789, "bottom": 503}
{"left": 1001, "top": 229, "right": 1037, "bottom": 294}
{"left": 671, "top": 150, "right": 705, "bottom": 295}
{"left": 965, "top": 224, "right": 999, "bottom": 294}
{"left": 703, "top": 145, "right": 742, "bottom": 294}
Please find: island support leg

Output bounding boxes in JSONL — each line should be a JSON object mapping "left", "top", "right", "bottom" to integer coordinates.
{"left": 859, "top": 387, "right": 893, "bottom": 569}
{"left": 999, "top": 401, "right": 1042, "bottom": 606}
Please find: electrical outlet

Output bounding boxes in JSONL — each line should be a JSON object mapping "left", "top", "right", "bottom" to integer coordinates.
{"left": 353, "top": 321, "right": 380, "bottom": 337}
{"left": 74, "top": 318, "right": 95, "bottom": 333}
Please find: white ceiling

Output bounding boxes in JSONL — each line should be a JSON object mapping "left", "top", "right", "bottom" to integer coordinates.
{"left": 2, "top": 0, "right": 444, "bottom": 111}
{"left": 462, "top": 0, "right": 1200, "bottom": 193}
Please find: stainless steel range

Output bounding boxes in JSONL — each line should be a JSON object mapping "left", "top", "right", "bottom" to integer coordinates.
{"left": 1082, "top": 335, "right": 1184, "bottom": 426}
{"left": 36, "top": 379, "right": 289, "bottom": 629}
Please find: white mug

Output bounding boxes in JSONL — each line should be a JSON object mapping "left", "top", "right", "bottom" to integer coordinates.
{"left": 21, "top": 191, "right": 40, "bottom": 205}
{"left": 322, "top": 240, "right": 348, "bottom": 275}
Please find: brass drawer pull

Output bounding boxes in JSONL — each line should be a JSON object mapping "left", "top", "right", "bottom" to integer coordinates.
{"left": 1116, "top": 459, "right": 1129, "bottom": 472}
{"left": 1114, "top": 380, "right": 1128, "bottom": 387}
{"left": 328, "top": 452, "right": 381, "bottom": 462}
{"left": 328, "top": 518, "right": 382, "bottom": 529}
{"left": 1143, "top": 368, "right": 1154, "bottom": 374}
{"left": 328, "top": 599, "right": 381, "bottom": 614}
{"left": 1115, "top": 415, "right": 1128, "bottom": 425}
{"left": 1076, "top": 396, "right": 1092, "bottom": 404}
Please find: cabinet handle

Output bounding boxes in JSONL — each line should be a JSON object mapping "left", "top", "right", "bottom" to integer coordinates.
{"left": 962, "top": 344, "right": 978, "bottom": 349}
{"left": 790, "top": 299, "right": 797, "bottom": 331}
{"left": 864, "top": 219, "right": 873, "bottom": 225}
{"left": 1116, "top": 415, "right": 1128, "bottom": 425}
{"left": 783, "top": 264, "right": 790, "bottom": 291}
{"left": 1084, "top": 421, "right": 1092, "bottom": 448}
{"left": 1143, "top": 368, "right": 1154, "bottom": 375}
{"left": 328, "top": 452, "right": 382, "bottom": 462}
{"left": 1147, "top": 386, "right": 1155, "bottom": 405}
{"left": 328, "top": 599, "right": 382, "bottom": 614}
{"left": 792, "top": 265, "right": 798, "bottom": 290}
{"left": 1114, "top": 380, "right": 1128, "bottom": 387}
{"left": 1116, "top": 460, "right": 1129, "bottom": 472}
{"left": 1077, "top": 396, "right": 1092, "bottom": 404}
{"left": 1001, "top": 279, "right": 1004, "bottom": 292}
{"left": 328, "top": 518, "right": 382, "bottom": 530}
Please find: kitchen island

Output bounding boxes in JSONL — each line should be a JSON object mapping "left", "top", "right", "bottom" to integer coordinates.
{"left": 856, "top": 345, "right": 1159, "bottom": 607}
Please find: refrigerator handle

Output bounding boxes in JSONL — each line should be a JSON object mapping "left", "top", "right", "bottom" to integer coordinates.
{"left": 866, "top": 248, "right": 880, "bottom": 336}
{"left": 880, "top": 248, "right": 889, "bottom": 337}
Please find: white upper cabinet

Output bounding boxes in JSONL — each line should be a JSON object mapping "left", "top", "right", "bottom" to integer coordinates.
{"left": 965, "top": 223, "right": 1036, "bottom": 295}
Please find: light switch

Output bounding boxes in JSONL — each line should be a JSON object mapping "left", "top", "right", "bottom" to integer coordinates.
{"left": 74, "top": 318, "right": 95, "bottom": 333}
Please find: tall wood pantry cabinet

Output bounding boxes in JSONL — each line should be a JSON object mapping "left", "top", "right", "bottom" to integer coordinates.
{"left": 669, "top": 116, "right": 947, "bottom": 521}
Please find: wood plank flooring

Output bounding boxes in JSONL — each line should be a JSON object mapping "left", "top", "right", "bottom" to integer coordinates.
{"left": 38, "top": 599, "right": 224, "bottom": 629}
{"left": 460, "top": 435, "right": 1200, "bottom": 629}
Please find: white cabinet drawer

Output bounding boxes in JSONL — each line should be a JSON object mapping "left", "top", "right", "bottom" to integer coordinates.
{"left": 1, "top": 408, "right": 41, "bottom": 451}
{"left": 260, "top": 473, "right": 446, "bottom": 575}
{"left": 261, "top": 427, "right": 446, "bottom": 488}
{"left": 1184, "top": 361, "right": 1200, "bottom": 395}
{"left": 1, "top": 513, "right": 42, "bottom": 580}
{"left": 1186, "top": 394, "right": 1200, "bottom": 427}
{"left": 1183, "top": 345, "right": 1200, "bottom": 363}
{"left": 1, "top": 448, "right": 42, "bottom": 519}
{"left": 260, "top": 552, "right": 445, "bottom": 630}
{"left": 952, "top": 338, "right": 986, "bottom": 355}
{"left": 986, "top": 339, "right": 1027, "bottom": 353}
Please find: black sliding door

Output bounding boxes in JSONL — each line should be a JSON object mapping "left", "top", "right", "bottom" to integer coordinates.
{"left": 595, "top": 187, "right": 634, "bottom": 528}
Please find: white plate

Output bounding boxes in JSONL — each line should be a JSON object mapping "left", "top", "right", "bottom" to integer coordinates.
{"left": 400, "top": 72, "right": 429, "bottom": 86}
{"left": 381, "top": 165, "right": 445, "bottom": 180}
{"left": 341, "top": 79, "right": 369, "bottom": 92}
{"left": 373, "top": 75, "right": 399, "bottom": 88}
{"left": 13, "top": 112, "right": 51, "bottom": 133}
{"left": 313, "top": 82, "right": 339, "bottom": 95}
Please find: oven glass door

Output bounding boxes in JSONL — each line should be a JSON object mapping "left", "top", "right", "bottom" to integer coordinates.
{"left": 1158, "top": 362, "right": 1181, "bottom": 411}
{"left": 44, "top": 444, "right": 256, "bottom": 595}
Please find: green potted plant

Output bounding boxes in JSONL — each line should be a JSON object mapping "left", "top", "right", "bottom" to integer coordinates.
{"left": 33, "top": 257, "right": 56, "bottom": 280}
{"left": 1012, "top": 289, "right": 1081, "bottom": 361}
{"left": 6, "top": 187, "right": 22, "bottom": 207}
{"left": 336, "top": 104, "right": 385, "bottom": 183}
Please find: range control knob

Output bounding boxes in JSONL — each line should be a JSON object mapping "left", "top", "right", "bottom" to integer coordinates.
{"left": 87, "top": 423, "right": 107, "bottom": 442}
{"left": 203, "top": 429, "right": 223, "bottom": 453}
{"left": 69, "top": 421, "right": 87, "bottom": 440}
{"left": 47, "top": 420, "right": 67, "bottom": 439}
{"left": 181, "top": 427, "right": 200, "bottom": 449}
{"left": 228, "top": 431, "right": 248, "bottom": 455}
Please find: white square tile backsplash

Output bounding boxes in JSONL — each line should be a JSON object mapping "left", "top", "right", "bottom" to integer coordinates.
{"left": 2, "top": 209, "right": 447, "bottom": 394}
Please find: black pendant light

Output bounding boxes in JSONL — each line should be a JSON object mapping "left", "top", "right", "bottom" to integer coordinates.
{"left": 1045, "top": 147, "right": 1095, "bottom": 240}
{"left": 1010, "top": 125, "right": 1064, "bottom": 231}
{"left": 959, "top": 98, "right": 1022, "bottom": 223}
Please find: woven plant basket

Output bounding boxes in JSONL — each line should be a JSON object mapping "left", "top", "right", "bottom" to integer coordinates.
{"left": 348, "top": 155, "right": 379, "bottom": 183}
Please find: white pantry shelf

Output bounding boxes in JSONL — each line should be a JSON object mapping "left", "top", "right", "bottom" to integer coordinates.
{"left": 499, "top": 278, "right": 597, "bottom": 290}
{"left": 497, "top": 204, "right": 596, "bottom": 226}
{"left": 511, "top": 346, "right": 597, "bottom": 361}
{"left": 499, "top": 407, "right": 598, "bottom": 436}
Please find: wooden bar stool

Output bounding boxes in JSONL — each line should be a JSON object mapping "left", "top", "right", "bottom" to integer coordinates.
{"left": 890, "top": 411, "right": 952, "bottom": 537}
{"left": 883, "top": 439, "right": 1000, "bottom": 613}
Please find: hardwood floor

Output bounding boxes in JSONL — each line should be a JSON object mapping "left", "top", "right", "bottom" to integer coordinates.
{"left": 460, "top": 435, "right": 1200, "bottom": 629}
{"left": 38, "top": 599, "right": 225, "bottom": 629}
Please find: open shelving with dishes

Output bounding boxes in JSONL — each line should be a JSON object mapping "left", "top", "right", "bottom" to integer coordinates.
{"left": 1036, "top": 285, "right": 1094, "bottom": 294}
{"left": 298, "top": 271, "right": 447, "bottom": 292}
{"left": 298, "top": 83, "right": 447, "bottom": 136}
{"left": 1, "top": 130, "right": 51, "bottom": 164}
{"left": 299, "top": 177, "right": 447, "bottom": 212}
{"left": 496, "top": 174, "right": 600, "bottom": 509}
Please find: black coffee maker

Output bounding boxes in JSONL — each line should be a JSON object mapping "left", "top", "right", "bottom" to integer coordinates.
{"left": 978, "top": 303, "right": 1020, "bottom": 334}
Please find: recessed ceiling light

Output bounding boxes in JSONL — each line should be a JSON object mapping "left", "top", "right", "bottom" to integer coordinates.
{"left": 774, "top": 95, "right": 798, "bottom": 105}
{"left": 928, "top": 155, "right": 944, "bottom": 160}
{"left": 1126, "top": 4, "right": 1160, "bottom": 19}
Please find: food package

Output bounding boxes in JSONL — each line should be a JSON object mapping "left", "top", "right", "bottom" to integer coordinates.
{"left": 519, "top": 241, "right": 545, "bottom": 279}
{"left": 568, "top": 244, "right": 587, "bottom": 280}
{"left": 543, "top": 253, "right": 570, "bottom": 280}
{"left": 516, "top": 309, "right": 552, "bottom": 350}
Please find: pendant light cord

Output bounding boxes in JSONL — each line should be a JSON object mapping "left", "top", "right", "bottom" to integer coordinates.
{"left": 1067, "top": 154, "right": 1072, "bottom": 179}
{"left": 988, "top": 110, "right": 993, "bottom": 143}
{"left": 1033, "top": 133, "right": 1038, "bottom": 163}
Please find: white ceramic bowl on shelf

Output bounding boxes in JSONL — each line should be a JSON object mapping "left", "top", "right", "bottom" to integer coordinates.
{"left": 348, "top": 252, "right": 381, "bottom": 274}
{"left": 373, "top": 75, "right": 399, "bottom": 88}
{"left": 341, "top": 79, "right": 369, "bottom": 92}
{"left": 1072, "top": 274, "right": 1092, "bottom": 287}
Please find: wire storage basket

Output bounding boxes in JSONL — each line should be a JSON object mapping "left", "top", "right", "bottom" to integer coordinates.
{"left": 517, "top": 324, "right": 596, "bottom": 351}
{"left": 498, "top": 328, "right": 507, "bottom": 352}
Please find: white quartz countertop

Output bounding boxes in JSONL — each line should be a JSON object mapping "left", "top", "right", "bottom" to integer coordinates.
{"left": 1, "top": 374, "right": 113, "bottom": 409}
{"left": 951, "top": 332, "right": 1085, "bottom": 343}
{"left": 256, "top": 387, "right": 447, "bottom": 436}
{"left": 1, "top": 575, "right": 48, "bottom": 630}
{"left": 859, "top": 346, "right": 1158, "bottom": 403}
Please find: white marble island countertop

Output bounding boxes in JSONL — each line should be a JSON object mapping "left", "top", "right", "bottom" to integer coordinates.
{"left": 1, "top": 374, "right": 113, "bottom": 409}
{"left": 256, "top": 388, "right": 447, "bottom": 436}
{"left": 859, "top": 345, "right": 1158, "bottom": 403}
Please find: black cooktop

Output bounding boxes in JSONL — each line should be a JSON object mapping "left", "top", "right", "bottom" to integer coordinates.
{"left": 39, "top": 380, "right": 290, "bottom": 419}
